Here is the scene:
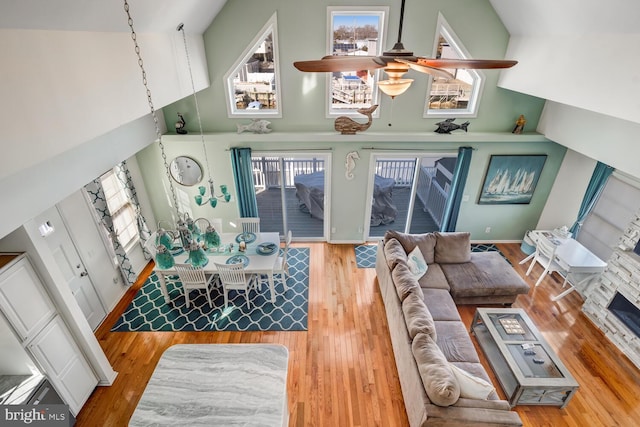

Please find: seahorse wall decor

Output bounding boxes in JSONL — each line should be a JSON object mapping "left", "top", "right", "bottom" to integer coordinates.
{"left": 334, "top": 104, "right": 378, "bottom": 135}
{"left": 345, "top": 151, "right": 360, "bottom": 180}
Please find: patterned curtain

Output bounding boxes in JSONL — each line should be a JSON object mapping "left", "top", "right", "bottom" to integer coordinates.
{"left": 440, "top": 146, "right": 473, "bottom": 232}
{"left": 569, "top": 161, "right": 614, "bottom": 238}
{"left": 84, "top": 162, "right": 143, "bottom": 287}
{"left": 114, "top": 161, "right": 152, "bottom": 259}
{"left": 231, "top": 147, "right": 259, "bottom": 217}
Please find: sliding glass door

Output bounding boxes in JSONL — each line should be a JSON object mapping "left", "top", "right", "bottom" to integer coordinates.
{"left": 252, "top": 152, "right": 330, "bottom": 241}
{"left": 367, "top": 153, "right": 457, "bottom": 239}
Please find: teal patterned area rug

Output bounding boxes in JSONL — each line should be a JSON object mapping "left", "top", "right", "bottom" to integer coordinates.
{"left": 111, "top": 248, "right": 309, "bottom": 332}
{"left": 355, "top": 242, "right": 506, "bottom": 268}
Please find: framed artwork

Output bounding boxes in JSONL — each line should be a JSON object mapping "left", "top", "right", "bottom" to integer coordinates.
{"left": 478, "top": 155, "right": 547, "bottom": 204}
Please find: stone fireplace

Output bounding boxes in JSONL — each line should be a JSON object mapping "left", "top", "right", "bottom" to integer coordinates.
{"left": 582, "top": 213, "right": 640, "bottom": 369}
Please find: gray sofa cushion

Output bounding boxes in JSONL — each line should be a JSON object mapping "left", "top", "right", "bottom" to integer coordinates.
{"left": 384, "top": 230, "right": 436, "bottom": 264}
{"left": 391, "top": 261, "right": 425, "bottom": 302}
{"left": 402, "top": 291, "right": 437, "bottom": 341}
{"left": 434, "top": 321, "right": 481, "bottom": 364}
{"left": 422, "top": 288, "right": 461, "bottom": 321}
{"left": 434, "top": 232, "right": 471, "bottom": 264}
{"left": 417, "top": 263, "right": 450, "bottom": 290}
{"left": 441, "top": 252, "right": 530, "bottom": 299}
{"left": 384, "top": 237, "right": 408, "bottom": 271}
{"left": 412, "top": 333, "right": 460, "bottom": 407}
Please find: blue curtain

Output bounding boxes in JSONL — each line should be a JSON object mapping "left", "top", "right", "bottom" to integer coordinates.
{"left": 231, "top": 147, "right": 259, "bottom": 217}
{"left": 440, "top": 146, "right": 473, "bottom": 232}
{"left": 569, "top": 161, "right": 614, "bottom": 238}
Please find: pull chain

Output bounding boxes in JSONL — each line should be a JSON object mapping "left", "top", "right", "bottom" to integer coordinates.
{"left": 123, "top": 0, "right": 181, "bottom": 219}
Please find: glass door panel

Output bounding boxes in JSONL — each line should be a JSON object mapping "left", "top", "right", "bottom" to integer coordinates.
{"left": 253, "top": 153, "right": 329, "bottom": 240}
{"left": 367, "top": 154, "right": 456, "bottom": 239}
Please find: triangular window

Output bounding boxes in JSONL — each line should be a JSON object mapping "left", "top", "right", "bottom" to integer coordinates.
{"left": 424, "top": 13, "right": 484, "bottom": 118}
{"left": 326, "top": 7, "right": 388, "bottom": 117}
{"left": 224, "top": 13, "right": 282, "bottom": 118}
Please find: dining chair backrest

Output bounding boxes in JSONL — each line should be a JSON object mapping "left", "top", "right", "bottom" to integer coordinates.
{"left": 238, "top": 217, "right": 260, "bottom": 234}
{"left": 215, "top": 262, "right": 249, "bottom": 288}
{"left": 210, "top": 217, "right": 223, "bottom": 233}
{"left": 145, "top": 232, "right": 158, "bottom": 258}
{"left": 536, "top": 236, "right": 558, "bottom": 267}
{"left": 174, "top": 263, "right": 208, "bottom": 286}
{"left": 194, "top": 217, "right": 210, "bottom": 234}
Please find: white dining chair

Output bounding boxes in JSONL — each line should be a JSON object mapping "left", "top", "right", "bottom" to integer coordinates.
{"left": 144, "top": 231, "right": 158, "bottom": 259}
{"left": 210, "top": 217, "right": 223, "bottom": 233}
{"left": 214, "top": 262, "right": 259, "bottom": 308}
{"left": 174, "top": 263, "right": 216, "bottom": 308}
{"left": 237, "top": 217, "right": 260, "bottom": 234}
{"left": 272, "top": 230, "right": 292, "bottom": 291}
{"left": 525, "top": 236, "right": 567, "bottom": 287}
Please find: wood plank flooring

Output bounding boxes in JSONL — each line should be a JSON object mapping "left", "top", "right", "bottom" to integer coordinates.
{"left": 77, "top": 243, "right": 640, "bottom": 426}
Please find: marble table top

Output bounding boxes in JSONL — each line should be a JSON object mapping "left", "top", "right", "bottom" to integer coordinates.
{"left": 129, "top": 344, "right": 289, "bottom": 427}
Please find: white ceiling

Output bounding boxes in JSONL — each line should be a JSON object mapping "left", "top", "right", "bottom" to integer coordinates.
{"left": 0, "top": 0, "right": 227, "bottom": 33}
{"left": 489, "top": 0, "right": 640, "bottom": 36}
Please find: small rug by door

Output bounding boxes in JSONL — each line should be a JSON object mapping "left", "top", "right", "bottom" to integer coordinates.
{"left": 111, "top": 248, "right": 309, "bottom": 332}
{"left": 355, "top": 242, "right": 507, "bottom": 268}
{"left": 355, "top": 244, "right": 378, "bottom": 268}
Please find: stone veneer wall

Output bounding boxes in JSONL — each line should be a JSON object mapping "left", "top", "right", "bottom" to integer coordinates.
{"left": 582, "top": 211, "right": 640, "bottom": 369}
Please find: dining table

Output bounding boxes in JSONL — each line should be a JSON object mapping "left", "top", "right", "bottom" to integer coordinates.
{"left": 520, "top": 230, "right": 607, "bottom": 301}
{"left": 154, "top": 231, "right": 281, "bottom": 304}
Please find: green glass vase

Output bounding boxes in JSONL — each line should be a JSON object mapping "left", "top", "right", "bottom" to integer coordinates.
{"left": 204, "top": 226, "right": 220, "bottom": 248}
{"left": 187, "top": 241, "right": 209, "bottom": 268}
{"left": 155, "top": 244, "right": 175, "bottom": 269}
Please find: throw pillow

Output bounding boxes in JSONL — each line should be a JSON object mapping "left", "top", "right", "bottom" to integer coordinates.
{"left": 391, "top": 261, "right": 425, "bottom": 302}
{"left": 384, "top": 230, "right": 436, "bottom": 264}
{"left": 407, "top": 246, "right": 429, "bottom": 279}
{"left": 411, "top": 333, "right": 460, "bottom": 407}
{"left": 434, "top": 232, "right": 471, "bottom": 264}
{"left": 449, "top": 364, "right": 495, "bottom": 400}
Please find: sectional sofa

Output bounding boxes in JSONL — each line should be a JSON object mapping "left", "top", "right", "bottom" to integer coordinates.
{"left": 375, "top": 231, "right": 529, "bottom": 426}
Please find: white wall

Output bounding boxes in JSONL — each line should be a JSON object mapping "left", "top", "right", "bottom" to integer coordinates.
{"left": 538, "top": 102, "right": 640, "bottom": 179}
{"left": 536, "top": 149, "right": 597, "bottom": 230}
{"left": 496, "top": 29, "right": 640, "bottom": 127}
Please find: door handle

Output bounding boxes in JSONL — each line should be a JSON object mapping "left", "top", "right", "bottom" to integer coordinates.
{"left": 80, "top": 271, "right": 88, "bottom": 277}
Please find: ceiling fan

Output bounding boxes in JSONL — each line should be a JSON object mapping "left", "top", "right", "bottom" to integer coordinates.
{"left": 293, "top": 0, "right": 517, "bottom": 99}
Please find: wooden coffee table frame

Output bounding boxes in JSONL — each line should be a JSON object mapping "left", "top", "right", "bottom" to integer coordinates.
{"left": 471, "top": 307, "right": 579, "bottom": 408}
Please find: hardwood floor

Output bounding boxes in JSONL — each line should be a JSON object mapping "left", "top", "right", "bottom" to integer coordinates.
{"left": 77, "top": 243, "right": 640, "bottom": 426}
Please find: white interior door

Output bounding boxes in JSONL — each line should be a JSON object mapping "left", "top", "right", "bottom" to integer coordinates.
{"left": 36, "top": 208, "right": 106, "bottom": 330}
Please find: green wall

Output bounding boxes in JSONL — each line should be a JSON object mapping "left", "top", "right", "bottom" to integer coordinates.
{"left": 138, "top": 133, "right": 565, "bottom": 242}
{"left": 139, "top": 0, "right": 558, "bottom": 242}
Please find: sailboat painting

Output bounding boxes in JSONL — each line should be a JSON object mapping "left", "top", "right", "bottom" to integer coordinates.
{"left": 479, "top": 155, "right": 547, "bottom": 204}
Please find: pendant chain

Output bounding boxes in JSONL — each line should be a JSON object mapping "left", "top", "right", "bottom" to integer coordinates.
{"left": 123, "top": 0, "right": 181, "bottom": 218}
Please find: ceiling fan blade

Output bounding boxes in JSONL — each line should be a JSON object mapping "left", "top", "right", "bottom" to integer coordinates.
{"left": 294, "top": 56, "right": 384, "bottom": 72}
{"left": 416, "top": 58, "right": 518, "bottom": 69}
{"left": 393, "top": 58, "right": 455, "bottom": 80}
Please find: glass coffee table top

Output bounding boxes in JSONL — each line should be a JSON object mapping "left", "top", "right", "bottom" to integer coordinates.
{"left": 488, "top": 312, "right": 537, "bottom": 341}
{"left": 506, "top": 344, "right": 563, "bottom": 378}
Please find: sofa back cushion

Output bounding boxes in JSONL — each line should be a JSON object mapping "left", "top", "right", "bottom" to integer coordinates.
{"left": 391, "top": 261, "right": 425, "bottom": 302}
{"left": 384, "top": 238, "right": 408, "bottom": 271}
{"left": 434, "top": 232, "right": 471, "bottom": 264}
{"left": 412, "top": 333, "right": 460, "bottom": 407}
{"left": 384, "top": 230, "right": 436, "bottom": 264}
{"left": 402, "top": 291, "right": 437, "bottom": 341}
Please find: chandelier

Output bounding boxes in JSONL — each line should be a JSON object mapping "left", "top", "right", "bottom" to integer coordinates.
{"left": 177, "top": 24, "right": 231, "bottom": 208}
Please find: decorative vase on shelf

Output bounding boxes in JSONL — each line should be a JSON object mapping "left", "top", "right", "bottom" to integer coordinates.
{"left": 155, "top": 244, "right": 175, "bottom": 269}
{"left": 187, "top": 241, "right": 209, "bottom": 268}
{"left": 204, "top": 225, "right": 220, "bottom": 248}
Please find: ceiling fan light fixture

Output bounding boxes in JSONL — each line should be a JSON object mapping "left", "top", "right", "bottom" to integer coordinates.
{"left": 378, "top": 78, "right": 413, "bottom": 98}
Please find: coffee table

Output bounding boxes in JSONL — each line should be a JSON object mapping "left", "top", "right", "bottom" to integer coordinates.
{"left": 471, "top": 308, "right": 579, "bottom": 408}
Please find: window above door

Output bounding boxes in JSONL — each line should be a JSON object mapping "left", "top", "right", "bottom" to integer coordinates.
{"left": 224, "top": 13, "right": 282, "bottom": 118}
{"left": 424, "top": 13, "right": 484, "bottom": 118}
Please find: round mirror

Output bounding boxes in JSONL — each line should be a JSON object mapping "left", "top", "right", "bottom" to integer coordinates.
{"left": 169, "top": 156, "right": 203, "bottom": 186}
